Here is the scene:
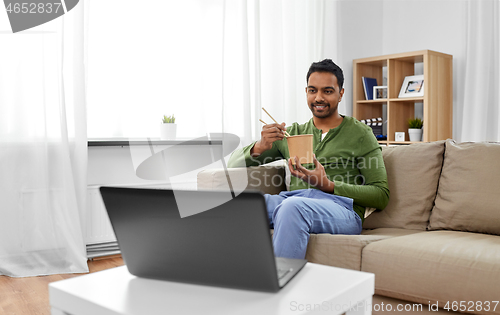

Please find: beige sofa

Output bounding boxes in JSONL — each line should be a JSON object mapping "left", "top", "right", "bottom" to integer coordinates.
{"left": 197, "top": 139, "right": 500, "bottom": 314}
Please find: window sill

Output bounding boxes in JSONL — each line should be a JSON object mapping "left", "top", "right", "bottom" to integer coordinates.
{"left": 88, "top": 138, "right": 223, "bottom": 147}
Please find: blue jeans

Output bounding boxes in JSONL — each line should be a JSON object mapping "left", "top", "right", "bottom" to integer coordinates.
{"left": 265, "top": 189, "right": 362, "bottom": 259}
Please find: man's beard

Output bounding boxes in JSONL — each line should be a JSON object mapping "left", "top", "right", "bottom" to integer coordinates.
{"left": 310, "top": 102, "right": 337, "bottom": 118}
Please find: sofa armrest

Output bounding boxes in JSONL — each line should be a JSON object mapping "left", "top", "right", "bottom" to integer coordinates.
{"left": 197, "top": 160, "right": 287, "bottom": 195}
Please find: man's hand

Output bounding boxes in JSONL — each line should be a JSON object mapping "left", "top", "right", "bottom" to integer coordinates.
{"left": 251, "top": 122, "right": 287, "bottom": 156}
{"left": 288, "top": 154, "right": 335, "bottom": 193}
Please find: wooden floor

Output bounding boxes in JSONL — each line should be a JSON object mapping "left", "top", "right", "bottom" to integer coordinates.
{"left": 0, "top": 256, "right": 124, "bottom": 315}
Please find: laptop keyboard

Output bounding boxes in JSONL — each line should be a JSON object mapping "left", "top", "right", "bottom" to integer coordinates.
{"left": 277, "top": 268, "right": 292, "bottom": 280}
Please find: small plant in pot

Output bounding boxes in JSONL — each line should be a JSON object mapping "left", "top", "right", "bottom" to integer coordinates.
{"left": 408, "top": 117, "right": 423, "bottom": 141}
{"left": 160, "top": 114, "right": 177, "bottom": 140}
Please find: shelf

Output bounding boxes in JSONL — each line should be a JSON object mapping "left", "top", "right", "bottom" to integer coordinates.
{"left": 353, "top": 50, "right": 453, "bottom": 144}
{"left": 388, "top": 97, "right": 424, "bottom": 102}
{"left": 356, "top": 97, "right": 424, "bottom": 104}
{"left": 357, "top": 100, "right": 388, "bottom": 104}
{"left": 88, "top": 138, "right": 223, "bottom": 147}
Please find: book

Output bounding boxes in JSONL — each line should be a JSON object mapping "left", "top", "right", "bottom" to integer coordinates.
{"left": 362, "top": 77, "right": 378, "bottom": 100}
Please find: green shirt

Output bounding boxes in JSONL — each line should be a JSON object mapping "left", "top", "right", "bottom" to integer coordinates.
{"left": 228, "top": 116, "right": 390, "bottom": 222}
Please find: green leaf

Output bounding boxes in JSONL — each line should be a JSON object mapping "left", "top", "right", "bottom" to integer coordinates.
{"left": 408, "top": 118, "right": 423, "bottom": 129}
{"left": 162, "top": 114, "right": 176, "bottom": 123}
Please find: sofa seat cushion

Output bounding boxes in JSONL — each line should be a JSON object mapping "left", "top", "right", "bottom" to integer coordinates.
{"left": 305, "top": 228, "right": 424, "bottom": 271}
{"left": 364, "top": 141, "right": 445, "bottom": 230}
{"left": 362, "top": 231, "right": 500, "bottom": 314}
{"left": 361, "top": 228, "right": 425, "bottom": 237}
{"left": 429, "top": 140, "right": 500, "bottom": 235}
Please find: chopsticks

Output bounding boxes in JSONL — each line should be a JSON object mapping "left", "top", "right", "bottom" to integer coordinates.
{"left": 261, "top": 108, "right": 291, "bottom": 137}
{"left": 259, "top": 119, "right": 269, "bottom": 125}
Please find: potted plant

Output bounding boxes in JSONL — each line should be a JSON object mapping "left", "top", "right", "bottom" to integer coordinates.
{"left": 408, "top": 117, "right": 423, "bottom": 142}
{"left": 160, "top": 114, "right": 177, "bottom": 140}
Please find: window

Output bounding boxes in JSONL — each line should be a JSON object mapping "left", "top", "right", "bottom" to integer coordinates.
{"left": 86, "top": 0, "right": 224, "bottom": 139}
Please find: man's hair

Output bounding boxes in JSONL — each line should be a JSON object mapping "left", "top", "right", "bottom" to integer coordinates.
{"left": 306, "top": 59, "right": 344, "bottom": 90}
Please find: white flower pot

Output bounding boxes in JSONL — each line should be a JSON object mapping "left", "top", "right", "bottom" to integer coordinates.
{"left": 160, "top": 123, "right": 177, "bottom": 140}
{"left": 408, "top": 128, "right": 422, "bottom": 141}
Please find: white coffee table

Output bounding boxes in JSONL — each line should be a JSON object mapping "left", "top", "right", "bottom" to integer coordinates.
{"left": 50, "top": 263, "right": 374, "bottom": 315}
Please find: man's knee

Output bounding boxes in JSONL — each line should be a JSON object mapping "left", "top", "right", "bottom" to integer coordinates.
{"left": 274, "top": 197, "right": 309, "bottom": 220}
{"left": 281, "top": 196, "right": 307, "bottom": 208}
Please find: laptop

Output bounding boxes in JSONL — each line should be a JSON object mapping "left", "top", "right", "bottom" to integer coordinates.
{"left": 99, "top": 187, "right": 307, "bottom": 292}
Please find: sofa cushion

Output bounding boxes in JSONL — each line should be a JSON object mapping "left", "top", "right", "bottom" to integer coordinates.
{"left": 305, "top": 228, "right": 424, "bottom": 271}
{"left": 429, "top": 140, "right": 500, "bottom": 235}
{"left": 363, "top": 141, "right": 445, "bottom": 230}
{"left": 361, "top": 231, "right": 500, "bottom": 314}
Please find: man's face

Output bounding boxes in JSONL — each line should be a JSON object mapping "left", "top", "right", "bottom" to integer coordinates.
{"left": 306, "top": 71, "right": 344, "bottom": 119}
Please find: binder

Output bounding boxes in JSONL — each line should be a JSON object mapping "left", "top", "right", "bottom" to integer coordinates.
{"left": 362, "top": 77, "right": 378, "bottom": 100}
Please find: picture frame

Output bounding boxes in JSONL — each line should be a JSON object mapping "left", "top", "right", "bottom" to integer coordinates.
{"left": 398, "top": 75, "right": 424, "bottom": 98}
{"left": 373, "top": 86, "right": 387, "bottom": 100}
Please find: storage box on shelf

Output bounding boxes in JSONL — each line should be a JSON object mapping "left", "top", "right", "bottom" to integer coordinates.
{"left": 353, "top": 50, "right": 453, "bottom": 145}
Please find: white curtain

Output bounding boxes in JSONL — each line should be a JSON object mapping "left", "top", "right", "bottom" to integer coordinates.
{"left": 222, "top": 0, "right": 331, "bottom": 145}
{"left": 459, "top": 0, "right": 500, "bottom": 142}
{"left": 0, "top": 5, "right": 88, "bottom": 276}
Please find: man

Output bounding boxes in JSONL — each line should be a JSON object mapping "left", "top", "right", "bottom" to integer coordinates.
{"left": 228, "top": 59, "right": 389, "bottom": 259}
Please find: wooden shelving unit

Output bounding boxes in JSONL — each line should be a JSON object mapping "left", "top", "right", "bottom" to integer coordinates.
{"left": 353, "top": 50, "right": 453, "bottom": 145}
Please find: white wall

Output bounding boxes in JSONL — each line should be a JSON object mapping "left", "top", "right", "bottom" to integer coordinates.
{"left": 334, "top": 0, "right": 385, "bottom": 117}
{"left": 380, "top": 0, "right": 466, "bottom": 140}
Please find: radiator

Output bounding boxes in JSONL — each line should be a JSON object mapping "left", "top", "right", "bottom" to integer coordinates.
{"left": 85, "top": 186, "right": 119, "bottom": 259}
{"left": 84, "top": 180, "right": 197, "bottom": 258}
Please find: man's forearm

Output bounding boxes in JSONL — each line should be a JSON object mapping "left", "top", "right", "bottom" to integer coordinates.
{"left": 250, "top": 140, "right": 277, "bottom": 157}
{"left": 228, "top": 141, "right": 284, "bottom": 168}
{"left": 250, "top": 141, "right": 265, "bottom": 156}
{"left": 333, "top": 181, "right": 389, "bottom": 210}
{"left": 332, "top": 149, "right": 390, "bottom": 209}
{"left": 316, "top": 178, "right": 335, "bottom": 194}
